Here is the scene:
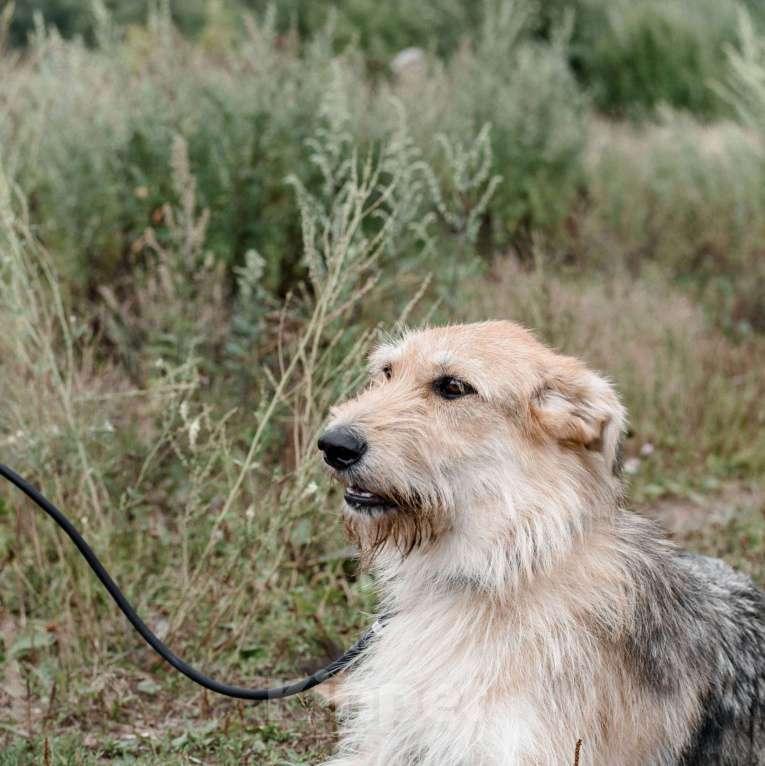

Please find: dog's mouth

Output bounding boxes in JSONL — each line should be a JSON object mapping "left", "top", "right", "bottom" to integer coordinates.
{"left": 344, "top": 484, "right": 397, "bottom": 513}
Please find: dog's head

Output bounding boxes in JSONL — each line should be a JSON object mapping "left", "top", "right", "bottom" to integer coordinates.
{"left": 318, "top": 322, "right": 626, "bottom": 580}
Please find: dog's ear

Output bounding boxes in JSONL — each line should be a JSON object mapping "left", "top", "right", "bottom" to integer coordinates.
{"left": 532, "top": 367, "right": 626, "bottom": 474}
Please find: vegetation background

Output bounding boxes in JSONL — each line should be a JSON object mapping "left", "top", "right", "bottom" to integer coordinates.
{"left": 0, "top": 0, "right": 763, "bottom": 763}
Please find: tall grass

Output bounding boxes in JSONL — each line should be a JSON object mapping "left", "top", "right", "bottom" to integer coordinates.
{"left": 473, "top": 259, "right": 765, "bottom": 496}
{"left": 0, "top": 78, "right": 500, "bottom": 755}
{"left": 11, "top": 0, "right": 764, "bottom": 120}
{"left": 581, "top": 115, "right": 765, "bottom": 330}
{"left": 0, "top": 2, "right": 585, "bottom": 302}
{"left": 412, "top": 0, "right": 587, "bottom": 246}
{"left": 2, "top": 2, "right": 765, "bottom": 763}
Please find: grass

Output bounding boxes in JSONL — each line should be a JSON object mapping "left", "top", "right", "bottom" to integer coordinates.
{"left": 572, "top": 0, "right": 741, "bottom": 117}
{"left": 472, "top": 260, "right": 765, "bottom": 496}
{"left": 0, "top": 2, "right": 570, "bottom": 300}
{"left": 1, "top": 2, "right": 764, "bottom": 764}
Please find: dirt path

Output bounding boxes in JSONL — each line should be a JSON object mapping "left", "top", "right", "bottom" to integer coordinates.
{"left": 642, "top": 482, "right": 764, "bottom": 536}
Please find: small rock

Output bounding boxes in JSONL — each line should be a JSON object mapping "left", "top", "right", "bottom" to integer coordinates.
{"left": 390, "top": 47, "right": 426, "bottom": 76}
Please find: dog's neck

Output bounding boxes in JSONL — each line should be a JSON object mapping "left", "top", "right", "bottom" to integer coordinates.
{"left": 368, "top": 495, "right": 643, "bottom": 637}
{"left": 371, "top": 474, "right": 619, "bottom": 590}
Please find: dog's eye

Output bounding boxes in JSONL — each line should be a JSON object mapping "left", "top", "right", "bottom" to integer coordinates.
{"left": 382, "top": 364, "right": 392, "bottom": 380}
{"left": 433, "top": 376, "right": 475, "bottom": 400}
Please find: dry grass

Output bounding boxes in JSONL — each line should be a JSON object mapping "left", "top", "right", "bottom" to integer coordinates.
{"left": 471, "top": 259, "right": 765, "bottom": 506}
{"left": 579, "top": 115, "right": 765, "bottom": 330}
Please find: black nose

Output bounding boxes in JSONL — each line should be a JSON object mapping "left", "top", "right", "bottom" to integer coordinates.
{"left": 317, "top": 427, "right": 367, "bottom": 470}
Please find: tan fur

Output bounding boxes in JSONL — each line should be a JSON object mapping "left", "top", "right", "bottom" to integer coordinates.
{"left": 319, "top": 322, "right": 701, "bottom": 766}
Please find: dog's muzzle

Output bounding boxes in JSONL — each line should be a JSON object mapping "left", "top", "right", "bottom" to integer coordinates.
{"left": 318, "top": 427, "right": 398, "bottom": 512}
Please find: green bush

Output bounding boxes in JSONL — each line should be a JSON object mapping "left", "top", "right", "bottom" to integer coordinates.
{"left": 1, "top": 10, "right": 357, "bottom": 295}
{"left": 7, "top": 0, "right": 208, "bottom": 47}
{"left": 571, "top": 0, "right": 741, "bottom": 117}
{"left": 11, "top": 0, "right": 765, "bottom": 123}
{"left": 7, "top": 0, "right": 482, "bottom": 65}
{"left": 0, "top": 2, "right": 585, "bottom": 302}
{"left": 391, "top": 1, "right": 588, "bottom": 248}
{"left": 241, "top": 0, "right": 484, "bottom": 65}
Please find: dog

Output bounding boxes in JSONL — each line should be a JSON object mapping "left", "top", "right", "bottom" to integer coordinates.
{"left": 316, "top": 321, "right": 765, "bottom": 766}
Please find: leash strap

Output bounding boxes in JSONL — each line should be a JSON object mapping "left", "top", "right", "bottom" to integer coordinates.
{"left": 0, "top": 462, "right": 380, "bottom": 701}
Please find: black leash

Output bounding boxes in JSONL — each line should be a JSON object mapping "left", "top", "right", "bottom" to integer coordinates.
{"left": 0, "top": 462, "right": 380, "bottom": 701}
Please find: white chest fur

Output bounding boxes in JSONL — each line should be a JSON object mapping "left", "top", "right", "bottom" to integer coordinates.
{"left": 324, "top": 591, "right": 593, "bottom": 766}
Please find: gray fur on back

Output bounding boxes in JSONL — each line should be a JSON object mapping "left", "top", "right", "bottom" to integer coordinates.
{"left": 677, "top": 554, "right": 765, "bottom": 765}
{"left": 622, "top": 530, "right": 765, "bottom": 765}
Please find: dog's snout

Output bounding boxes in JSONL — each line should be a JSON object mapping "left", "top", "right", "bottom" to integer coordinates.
{"left": 317, "top": 427, "right": 367, "bottom": 470}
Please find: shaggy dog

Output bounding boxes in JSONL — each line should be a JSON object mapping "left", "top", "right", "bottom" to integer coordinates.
{"left": 316, "top": 321, "right": 765, "bottom": 766}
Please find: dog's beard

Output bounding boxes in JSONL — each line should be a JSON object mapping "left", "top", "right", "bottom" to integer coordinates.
{"left": 341, "top": 484, "right": 447, "bottom": 563}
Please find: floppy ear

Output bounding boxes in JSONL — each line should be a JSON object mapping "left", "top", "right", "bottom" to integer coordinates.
{"left": 532, "top": 367, "right": 626, "bottom": 474}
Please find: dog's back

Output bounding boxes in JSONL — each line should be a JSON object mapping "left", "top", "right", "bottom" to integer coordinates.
{"left": 669, "top": 553, "right": 765, "bottom": 764}
{"left": 610, "top": 510, "right": 765, "bottom": 764}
